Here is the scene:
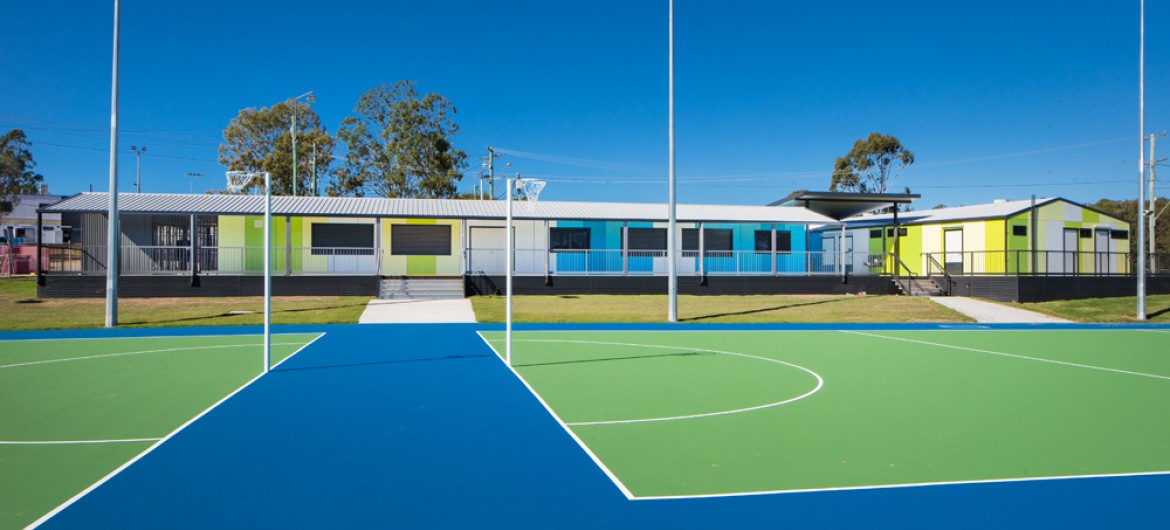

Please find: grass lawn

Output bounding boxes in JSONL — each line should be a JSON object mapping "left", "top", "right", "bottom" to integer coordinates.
{"left": 1015, "top": 294, "right": 1170, "bottom": 323}
{"left": 471, "top": 294, "right": 973, "bottom": 323}
{"left": 0, "top": 278, "right": 370, "bottom": 331}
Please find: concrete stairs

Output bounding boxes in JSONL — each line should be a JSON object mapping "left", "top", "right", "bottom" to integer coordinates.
{"left": 892, "top": 276, "right": 946, "bottom": 297}
{"left": 378, "top": 277, "right": 465, "bottom": 300}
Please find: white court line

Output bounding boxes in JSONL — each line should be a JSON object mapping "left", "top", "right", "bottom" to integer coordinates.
{"left": 476, "top": 332, "right": 636, "bottom": 501}
{"left": 0, "top": 342, "right": 309, "bottom": 369}
{"left": 27, "top": 332, "right": 326, "bottom": 529}
{"left": 842, "top": 330, "right": 1170, "bottom": 382}
{"left": 0, "top": 438, "right": 161, "bottom": 445}
{"left": 0, "top": 332, "right": 314, "bottom": 343}
{"left": 631, "top": 469, "right": 1170, "bottom": 501}
{"left": 510, "top": 339, "right": 822, "bottom": 426}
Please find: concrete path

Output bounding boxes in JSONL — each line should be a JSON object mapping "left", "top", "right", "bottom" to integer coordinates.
{"left": 929, "top": 296, "right": 1072, "bottom": 324}
{"left": 358, "top": 298, "right": 477, "bottom": 324}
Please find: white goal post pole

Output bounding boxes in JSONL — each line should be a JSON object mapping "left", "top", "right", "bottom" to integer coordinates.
{"left": 263, "top": 171, "right": 272, "bottom": 371}
{"left": 505, "top": 176, "right": 514, "bottom": 365}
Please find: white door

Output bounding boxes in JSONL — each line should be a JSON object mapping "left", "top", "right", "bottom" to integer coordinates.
{"left": 944, "top": 229, "right": 963, "bottom": 274}
{"left": 821, "top": 236, "right": 836, "bottom": 274}
{"left": 469, "top": 227, "right": 506, "bottom": 274}
{"left": 1095, "top": 229, "right": 1111, "bottom": 274}
{"left": 1062, "top": 228, "right": 1078, "bottom": 274}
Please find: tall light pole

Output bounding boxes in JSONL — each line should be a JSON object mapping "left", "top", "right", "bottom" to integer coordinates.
{"left": 185, "top": 172, "right": 203, "bottom": 193}
{"left": 1137, "top": 0, "right": 1147, "bottom": 321}
{"left": 290, "top": 91, "right": 315, "bottom": 197}
{"left": 106, "top": 0, "right": 121, "bottom": 328}
{"left": 667, "top": 0, "right": 678, "bottom": 322}
{"left": 131, "top": 145, "right": 146, "bottom": 193}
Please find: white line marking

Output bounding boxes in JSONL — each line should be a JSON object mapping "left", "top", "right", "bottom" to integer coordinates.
{"left": 0, "top": 332, "right": 314, "bottom": 343}
{"left": 842, "top": 330, "right": 1170, "bottom": 382}
{"left": 631, "top": 469, "right": 1170, "bottom": 501}
{"left": 0, "top": 342, "right": 309, "bottom": 369}
{"left": 476, "top": 332, "right": 636, "bottom": 501}
{"left": 27, "top": 332, "right": 325, "bottom": 529}
{"left": 0, "top": 438, "right": 161, "bottom": 445}
{"left": 509, "top": 339, "right": 822, "bottom": 426}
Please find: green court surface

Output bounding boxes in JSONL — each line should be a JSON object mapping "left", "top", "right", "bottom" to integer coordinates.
{"left": 0, "top": 333, "right": 322, "bottom": 530}
{"left": 481, "top": 329, "right": 1170, "bottom": 499}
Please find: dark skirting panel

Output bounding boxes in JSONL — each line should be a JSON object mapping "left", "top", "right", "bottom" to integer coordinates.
{"left": 951, "top": 275, "right": 1170, "bottom": 303}
{"left": 465, "top": 275, "right": 897, "bottom": 296}
{"left": 39, "top": 275, "right": 379, "bottom": 298}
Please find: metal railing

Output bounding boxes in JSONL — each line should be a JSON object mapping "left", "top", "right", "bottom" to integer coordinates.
{"left": 39, "top": 245, "right": 1169, "bottom": 278}
{"left": 924, "top": 254, "right": 953, "bottom": 296}
{"left": 922, "top": 250, "right": 1134, "bottom": 276}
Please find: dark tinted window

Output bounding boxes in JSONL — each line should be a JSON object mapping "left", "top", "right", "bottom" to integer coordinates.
{"left": 628, "top": 228, "right": 667, "bottom": 250}
{"left": 389, "top": 224, "right": 447, "bottom": 255}
{"left": 1111, "top": 230, "right": 1129, "bottom": 240}
{"left": 550, "top": 228, "right": 590, "bottom": 250}
{"left": 1012, "top": 225, "right": 1027, "bottom": 236}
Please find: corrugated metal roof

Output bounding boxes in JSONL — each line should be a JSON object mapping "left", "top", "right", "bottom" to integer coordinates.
{"left": 42, "top": 193, "right": 840, "bottom": 225}
{"left": 848, "top": 198, "right": 1058, "bottom": 225}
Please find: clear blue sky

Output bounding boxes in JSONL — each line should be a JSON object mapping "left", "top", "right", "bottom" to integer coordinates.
{"left": 2, "top": 1, "right": 1167, "bottom": 208}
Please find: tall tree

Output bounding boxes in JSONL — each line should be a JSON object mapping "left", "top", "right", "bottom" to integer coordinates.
{"left": 1, "top": 129, "right": 45, "bottom": 210}
{"left": 830, "top": 132, "right": 915, "bottom": 194}
{"left": 218, "top": 100, "right": 335, "bottom": 195}
{"left": 1090, "top": 198, "right": 1170, "bottom": 254}
{"left": 329, "top": 81, "right": 467, "bottom": 198}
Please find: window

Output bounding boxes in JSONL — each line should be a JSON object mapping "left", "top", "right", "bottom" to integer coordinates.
{"left": 1111, "top": 230, "right": 1129, "bottom": 240}
{"left": 388, "top": 224, "right": 446, "bottom": 256}
{"left": 1012, "top": 225, "right": 1028, "bottom": 236}
{"left": 313, "top": 223, "right": 375, "bottom": 256}
{"left": 755, "top": 231, "right": 773, "bottom": 251}
{"left": 869, "top": 229, "right": 882, "bottom": 239}
{"left": 549, "top": 227, "right": 590, "bottom": 251}
{"left": 682, "top": 228, "right": 733, "bottom": 251}
{"left": 886, "top": 227, "right": 908, "bottom": 237}
{"left": 775, "top": 231, "right": 792, "bottom": 252}
{"left": 1080, "top": 228, "right": 1092, "bottom": 238}
{"left": 628, "top": 227, "right": 667, "bottom": 251}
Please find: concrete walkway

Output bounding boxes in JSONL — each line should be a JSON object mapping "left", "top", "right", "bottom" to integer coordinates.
{"left": 358, "top": 298, "right": 477, "bottom": 324}
{"left": 929, "top": 296, "right": 1071, "bottom": 324}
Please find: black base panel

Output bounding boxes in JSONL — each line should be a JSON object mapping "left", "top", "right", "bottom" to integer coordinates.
{"left": 38, "top": 275, "right": 379, "bottom": 298}
{"left": 465, "top": 275, "right": 896, "bottom": 296}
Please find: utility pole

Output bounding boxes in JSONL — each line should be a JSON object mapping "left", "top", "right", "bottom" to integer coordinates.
{"left": 1149, "top": 133, "right": 1166, "bottom": 268}
{"left": 312, "top": 142, "right": 319, "bottom": 196}
{"left": 131, "top": 145, "right": 146, "bottom": 193}
{"left": 482, "top": 147, "right": 506, "bottom": 199}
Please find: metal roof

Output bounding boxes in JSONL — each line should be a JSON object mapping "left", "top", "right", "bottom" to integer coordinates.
{"left": 42, "top": 193, "right": 840, "bottom": 225}
{"left": 848, "top": 198, "right": 1060, "bottom": 225}
{"left": 769, "top": 190, "right": 920, "bottom": 220}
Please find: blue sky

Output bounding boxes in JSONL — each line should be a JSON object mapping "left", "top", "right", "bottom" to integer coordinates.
{"left": 2, "top": 1, "right": 1167, "bottom": 208}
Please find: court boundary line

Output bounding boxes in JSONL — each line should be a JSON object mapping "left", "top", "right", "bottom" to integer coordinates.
{"left": 509, "top": 339, "right": 823, "bottom": 426}
{"left": 842, "top": 330, "right": 1170, "bottom": 382}
{"left": 631, "top": 469, "right": 1170, "bottom": 501}
{"left": 27, "top": 332, "right": 327, "bottom": 529}
{"left": 0, "top": 438, "right": 161, "bottom": 445}
{"left": 0, "top": 341, "right": 311, "bottom": 370}
{"left": 475, "top": 332, "right": 636, "bottom": 500}
{"left": 0, "top": 331, "right": 316, "bottom": 343}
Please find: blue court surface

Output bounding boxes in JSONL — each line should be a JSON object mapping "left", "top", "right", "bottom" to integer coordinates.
{"left": 15, "top": 323, "right": 1170, "bottom": 529}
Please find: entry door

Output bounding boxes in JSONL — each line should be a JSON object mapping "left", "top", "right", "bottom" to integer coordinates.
{"left": 469, "top": 227, "right": 506, "bottom": 274}
{"left": 821, "top": 236, "right": 836, "bottom": 274}
{"left": 944, "top": 229, "right": 963, "bottom": 275}
{"left": 1062, "top": 228, "right": 1078, "bottom": 274}
{"left": 1095, "top": 229, "right": 1111, "bottom": 274}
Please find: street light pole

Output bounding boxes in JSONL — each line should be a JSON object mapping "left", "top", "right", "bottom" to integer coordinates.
{"left": 131, "top": 145, "right": 146, "bottom": 193}
{"left": 290, "top": 91, "right": 315, "bottom": 197}
{"left": 185, "top": 172, "right": 203, "bottom": 194}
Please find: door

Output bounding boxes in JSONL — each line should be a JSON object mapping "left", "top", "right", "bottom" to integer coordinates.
{"left": 1062, "top": 228, "right": 1078, "bottom": 275}
{"left": 821, "top": 236, "right": 836, "bottom": 274}
{"left": 944, "top": 229, "right": 963, "bottom": 275}
{"left": 1094, "top": 229, "right": 1111, "bottom": 274}
{"left": 469, "top": 226, "right": 507, "bottom": 274}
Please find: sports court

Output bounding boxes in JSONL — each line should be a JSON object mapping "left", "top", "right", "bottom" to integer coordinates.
{"left": 3, "top": 323, "right": 1169, "bottom": 528}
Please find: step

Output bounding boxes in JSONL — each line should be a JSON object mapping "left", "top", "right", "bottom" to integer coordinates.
{"left": 379, "top": 278, "right": 465, "bottom": 300}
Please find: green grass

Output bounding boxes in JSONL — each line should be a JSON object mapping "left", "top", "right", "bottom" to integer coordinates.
{"left": 1015, "top": 294, "right": 1170, "bottom": 323}
{"left": 0, "top": 278, "right": 368, "bottom": 331}
{"left": 471, "top": 294, "right": 972, "bottom": 323}
{"left": 483, "top": 329, "right": 1170, "bottom": 497}
{"left": 0, "top": 332, "right": 321, "bottom": 529}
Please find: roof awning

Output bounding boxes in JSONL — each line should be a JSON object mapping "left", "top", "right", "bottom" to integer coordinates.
{"left": 769, "top": 191, "right": 920, "bottom": 221}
